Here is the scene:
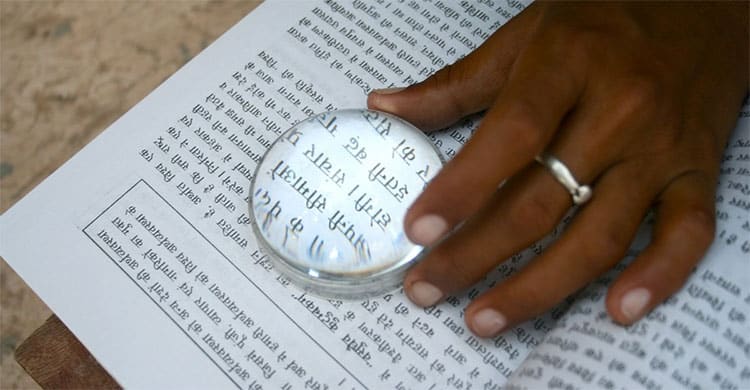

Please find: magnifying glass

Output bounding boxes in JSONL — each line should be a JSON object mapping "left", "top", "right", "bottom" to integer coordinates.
{"left": 249, "top": 109, "right": 443, "bottom": 299}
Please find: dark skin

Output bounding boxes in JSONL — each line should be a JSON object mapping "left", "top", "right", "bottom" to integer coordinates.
{"left": 368, "top": 2, "right": 749, "bottom": 337}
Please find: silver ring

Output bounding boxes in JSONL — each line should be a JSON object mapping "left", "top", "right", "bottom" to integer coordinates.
{"left": 535, "top": 153, "right": 592, "bottom": 205}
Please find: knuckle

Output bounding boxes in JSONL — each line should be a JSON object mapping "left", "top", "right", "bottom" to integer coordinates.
{"left": 503, "top": 101, "right": 546, "bottom": 154}
{"left": 614, "top": 76, "right": 661, "bottom": 116}
{"left": 507, "top": 193, "right": 559, "bottom": 237}
{"left": 565, "top": 30, "right": 601, "bottom": 61}
{"left": 429, "top": 244, "right": 482, "bottom": 288}
{"left": 580, "top": 228, "right": 631, "bottom": 269}
{"left": 544, "top": 21, "right": 604, "bottom": 63}
{"left": 428, "top": 63, "right": 471, "bottom": 117}
{"left": 516, "top": 125, "right": 545, "bottom": 155}
{"left": 430, "top": 63, "right": 457, "bottom": 88}
{"left": 669, "top": 206, "right": 716, "bottom": 249}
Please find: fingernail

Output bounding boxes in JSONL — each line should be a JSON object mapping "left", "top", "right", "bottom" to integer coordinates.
{"left": 408, "top": 281, "right": 443, "bottom": 307}
{"left": 372, "top": 87, "right": 405, "bottom": 95}
{"left": 409, "top": 214, "right": 448, "bottom": 246}
{"left": 621, "top": 288, "right": 651, "bottom": 322}
{"left": 472, "top": 308, "right": 507, "bottom": 337}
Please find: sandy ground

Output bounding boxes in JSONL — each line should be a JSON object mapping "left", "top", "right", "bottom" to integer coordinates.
{"left": 0, "top": 1, "right": 261, "bottom": 387}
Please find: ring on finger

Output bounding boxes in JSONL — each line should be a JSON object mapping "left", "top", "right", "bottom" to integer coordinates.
{"left": 535, "top": 153, "right": 592, "bottom": 205}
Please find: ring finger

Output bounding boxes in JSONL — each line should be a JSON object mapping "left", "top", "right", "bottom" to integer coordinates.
{"left": 404, "top": 93, "right": 629, "bottom": 307}
{"left": 463, "top": 160, "right": 662, "bottom": 337}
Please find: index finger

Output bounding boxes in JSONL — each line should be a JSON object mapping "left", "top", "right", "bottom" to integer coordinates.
{"left": 405, "top": 42, "right": 586, "bottom": 246}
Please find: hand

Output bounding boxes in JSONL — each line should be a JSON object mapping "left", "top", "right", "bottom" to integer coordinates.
{"left": 368, "top": 1, "right": 748, "bottom": 337}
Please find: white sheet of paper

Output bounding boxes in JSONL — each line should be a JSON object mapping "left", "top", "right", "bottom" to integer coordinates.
{"left": 3, "top": 1, "right": 748, "bottom": 389}
{"left": 1, "top": 2, "right": 541, "bottom": 388}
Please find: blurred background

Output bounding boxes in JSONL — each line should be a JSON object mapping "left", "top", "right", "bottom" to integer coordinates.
{"left": 0, "top": 1, "right": 262, "bottom": 387}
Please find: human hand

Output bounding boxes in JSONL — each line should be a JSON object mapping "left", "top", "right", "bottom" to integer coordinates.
{"left": 368, "top": 1, "right": 749, "bottom": 337}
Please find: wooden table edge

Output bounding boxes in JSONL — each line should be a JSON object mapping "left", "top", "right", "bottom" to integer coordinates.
{"left": 15, "top": 315, "right": 121, "bottom": 389}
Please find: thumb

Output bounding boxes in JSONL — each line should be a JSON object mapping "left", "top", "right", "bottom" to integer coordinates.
{"left": 367, "top": 59, "right": 497, "bottom": 131}
{"left": 366, "top": 5, "right": 539, "bottom": 131}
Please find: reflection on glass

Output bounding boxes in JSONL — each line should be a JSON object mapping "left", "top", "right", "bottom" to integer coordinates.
{"left": 250, "top": 109, "right": 443, "bottom": 299}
